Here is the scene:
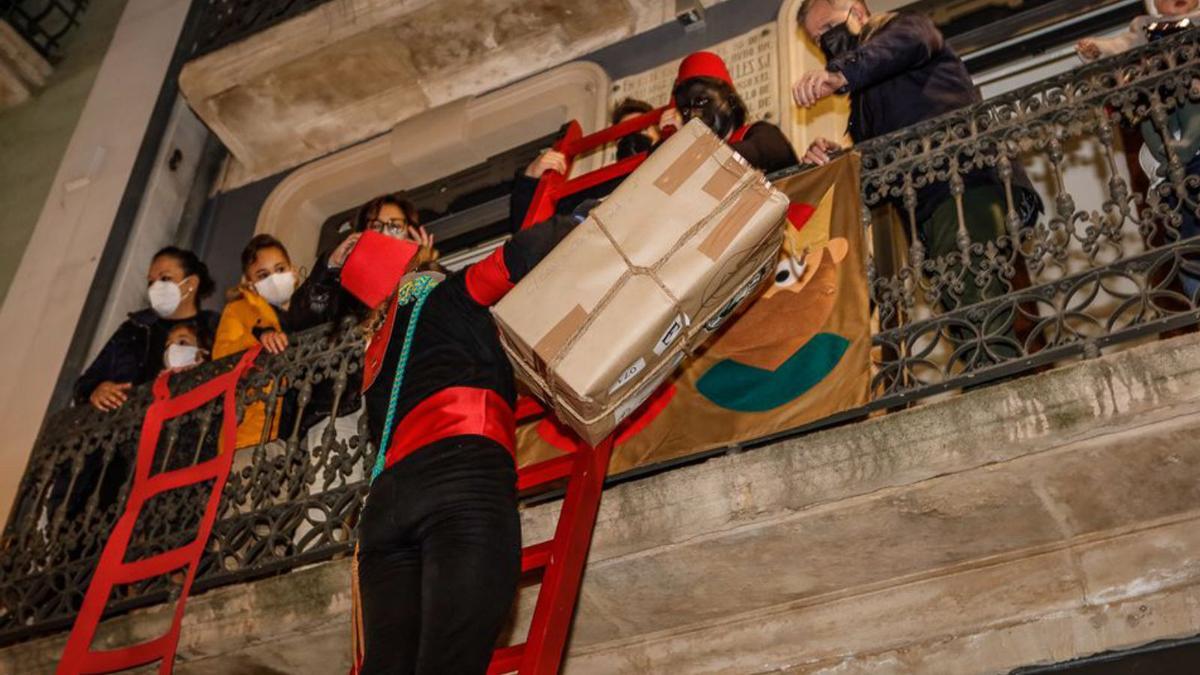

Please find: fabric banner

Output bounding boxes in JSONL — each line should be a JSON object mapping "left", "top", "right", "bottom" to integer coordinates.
{"left": 515, "top": 154, "right": 871, "bottom": 474}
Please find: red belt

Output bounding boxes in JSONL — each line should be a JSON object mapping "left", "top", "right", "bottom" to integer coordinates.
{"left": 384, "top": 386, "right": 516, "bottom": 471}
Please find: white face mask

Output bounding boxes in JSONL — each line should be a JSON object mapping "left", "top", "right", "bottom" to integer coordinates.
{"left": 254, "top": 271, "right": 296, "bottom": 307}
{"left": 164, "top": 344, "right": 201, "bottom": 369}
{"left": 148, "top": 280, "right": 187, "bottom": 317}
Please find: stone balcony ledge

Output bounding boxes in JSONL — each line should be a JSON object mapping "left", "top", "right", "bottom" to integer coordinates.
{"left": 5, "top": 330, "right": 1200, "bottom": 673}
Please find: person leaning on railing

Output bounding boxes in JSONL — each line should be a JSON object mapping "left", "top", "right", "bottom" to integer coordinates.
{"left": 282, "top": 194, "right": 439, "bottom": 447}
{"left": 791, "top": 0, "right": 1043, "bottom": 314}
{"left": 213, "top": 234, "right": 303, "bottom": 449}
{"left": 53, "top": 312, "right": 214, "bottom": 542}
{"left": 74, "top": 247, "right": 219, "bottom": 412}
{"left": 1078, "top": 0, "right": 1200, "bottom": 298}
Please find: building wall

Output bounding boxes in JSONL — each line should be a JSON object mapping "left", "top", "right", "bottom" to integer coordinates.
{"left": 6, "top": 328, "right": 1200, "bottom": 672}
{"left": 0, "top": 0, "right": 131, "bottom": 307}
{"left": 0, "top": 0, "right": 193, "bottom": 527}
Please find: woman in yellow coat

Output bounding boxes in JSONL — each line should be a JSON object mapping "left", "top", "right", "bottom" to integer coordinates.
{"left": 214, "top": 234, "right": 298, "bottom": 449}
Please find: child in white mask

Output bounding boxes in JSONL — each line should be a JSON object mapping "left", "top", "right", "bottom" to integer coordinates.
{"left": 163, "top": 322, "right": 210, "bottom": 372}
{"left": 215, "top": 234, "right": 297, "bottom": 357}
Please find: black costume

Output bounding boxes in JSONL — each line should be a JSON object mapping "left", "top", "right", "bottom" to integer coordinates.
{"left": 355, "top": 214, "right": 578, "bottom": 674}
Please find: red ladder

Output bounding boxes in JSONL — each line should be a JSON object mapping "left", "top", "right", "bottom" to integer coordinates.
{"left": 486, "top": 436, "right": 613, "bottom": 675}
{"left": 519, "top": 106, "right": 667, "bottom": 230}
{"left": 487, "top": 110, "right": 667, "bottom": 674}
{"left": 56, "top": 347, "right": 261, "bottom": 675}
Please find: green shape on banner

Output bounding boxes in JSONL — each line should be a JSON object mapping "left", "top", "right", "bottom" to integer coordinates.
{"left": 697, "top": 333, "right": 850, "bottom": 412}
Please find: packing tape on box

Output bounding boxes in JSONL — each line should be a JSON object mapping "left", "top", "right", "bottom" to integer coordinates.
{"left": 530, "top": 168, "right": 772, "bottom": 418}
{"left": 699, "top": 182, "right": 771, "bottom": 262}
{"left": 654, "top": 132, "right": 724, "bottom": 196}
{"left": 702, "top": 156, "right": 748, "bottom": 201}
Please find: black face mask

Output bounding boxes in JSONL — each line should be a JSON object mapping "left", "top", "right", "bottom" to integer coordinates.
{"left": 675, "top": 82, "right": 737, "bottom": 139}
{"left": 819, "top": 17, "right": 860, "bottom": 61}
{"left": 617, "top": 132, "right": 655, "bottom": 160}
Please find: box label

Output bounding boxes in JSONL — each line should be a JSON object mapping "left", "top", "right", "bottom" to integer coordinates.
{"left": 614, "top": 353, "right": 685, "bottom": 424}
{"left": 704, "top": 261, "right": 771, "bottom": 332}
{"left": 609, "top": 357, "right": 647, "bottom": 395}
{"left": 653, "top": 315, "right": 687, "bottom": 356}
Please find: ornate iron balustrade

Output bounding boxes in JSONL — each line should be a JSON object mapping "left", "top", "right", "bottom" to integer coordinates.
{"left": 0, "top": 320, "right": 369, "bottom": 645}
{"left": 3, "top": 28, "right": 1200, "bottom": 649}
{"left": 856, "top": 27, "right": 1200, "bottom": 405}
{"left": 191, "top": 0, "right": 336, "bottom": 58}
{"left": 1, "top": 0, "right": 88, "bottom": 61}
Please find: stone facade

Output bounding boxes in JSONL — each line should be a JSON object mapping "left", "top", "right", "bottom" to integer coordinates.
{"left": 0, "top": 19, "right": 51, "bottom": 110}
{"left": 5, "top": 331, "right": 1200, "bottom": 673}
{"left": 180, "top": 0, "right": 724, "bottom": 187}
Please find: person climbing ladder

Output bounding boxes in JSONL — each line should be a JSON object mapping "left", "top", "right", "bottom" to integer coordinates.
{"left": 347, "top": 212, "right": 582, "bottom": 674}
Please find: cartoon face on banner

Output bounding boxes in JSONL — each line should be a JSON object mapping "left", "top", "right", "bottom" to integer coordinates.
{"left": 696, "top": 183, "right": 851, "bottom": 412}
{"left": 525, "top": 157, "right": 870, "bottom": 463}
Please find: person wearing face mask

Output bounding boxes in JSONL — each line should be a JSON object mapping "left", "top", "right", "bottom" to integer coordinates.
{"left": 162, "top": 321, "right": 211, "bottom": 372}
{"left": 213, "top": 234, "right": 302, "bottom": 449}
{"left": 292, "top": 194, "right": 436, "bottom": 331}
{"left": 792, "top": 0, "right": 1042, "bottom": 326}
{"left": 512, "top": 56, "right": 799, "bottom": 229}
{"left": 613, "top": 97, "right": 662, "bottom": 161}
{"left": 55, "top": 320, "right": 203, "bottom": 543}
{"left": 660, "top": 51, "right": 799, "bottom": 175}
{"left": 74, "top": 247, "right": 218, "bottom": 411}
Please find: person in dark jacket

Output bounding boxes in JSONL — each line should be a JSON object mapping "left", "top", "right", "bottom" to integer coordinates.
{"left": 793, "top": 0, "right": 1042, "bottom": 317}
{"left": 74, "top": 247, "right": 218, "bottom": 411}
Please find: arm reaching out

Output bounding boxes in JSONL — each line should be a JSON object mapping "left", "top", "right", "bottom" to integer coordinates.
{"left": 465, "top": 214, "right": 580, "bottom": 307}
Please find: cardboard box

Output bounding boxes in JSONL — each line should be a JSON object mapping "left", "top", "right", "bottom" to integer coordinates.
{"left": 493, "top": 119, "right": 789, "bottom": 445}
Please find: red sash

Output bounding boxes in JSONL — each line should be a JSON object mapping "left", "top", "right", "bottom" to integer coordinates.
{"left": 384, "top": 386, "right": 516, "bottom": 470}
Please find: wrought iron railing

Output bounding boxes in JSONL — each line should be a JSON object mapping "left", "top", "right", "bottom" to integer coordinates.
{"left": 855, "top": 27, "right": 1200, "bottom": 405}
{"left": 3, "top": 28, "right": 1200, "bottom": 648}
{"left": 1, "top": 0, "right": 88, "bottom": 61}
{"left": 0, "top": 320, "right": 369, "bottom": 645}
{"left": 190, "top": 0, "right": 336, "bottom": 58}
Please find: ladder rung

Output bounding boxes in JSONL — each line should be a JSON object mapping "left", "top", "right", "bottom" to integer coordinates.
{"left": 112, "top": 546, "right": 194, "bottom": 584}
{"left": 521, "top": 541, "right": 553, "bottom": 573}
{"left": 488, "top": 643, "right": 525, "bottom": 675}
{"left": 518, "top": 454, "right": 575, "bottom": 491}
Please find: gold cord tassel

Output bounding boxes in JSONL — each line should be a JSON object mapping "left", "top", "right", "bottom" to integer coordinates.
{"left": 350, "top": 542, "right": 366, "bottom": 672}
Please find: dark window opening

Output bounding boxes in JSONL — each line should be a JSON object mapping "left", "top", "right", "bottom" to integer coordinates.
{"left": 315, "top": 129, "right": 564, "bottom": 259}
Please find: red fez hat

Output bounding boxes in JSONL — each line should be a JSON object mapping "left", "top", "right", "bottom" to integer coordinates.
{"left": 340, "top": 231, "right": 419, "bottom": 309}
{"left": 675, "top": 51, "right": 734, "bottom": 88}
